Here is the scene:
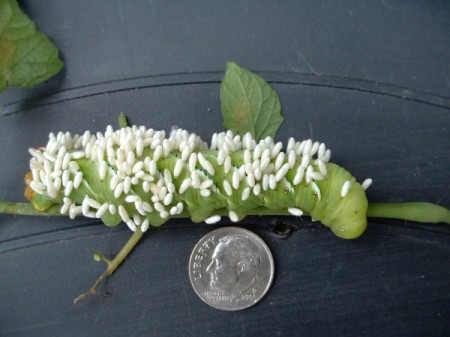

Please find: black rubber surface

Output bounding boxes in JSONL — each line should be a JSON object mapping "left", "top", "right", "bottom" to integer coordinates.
{"left": 1, "top": 1, "right": 449, "bottom": 336}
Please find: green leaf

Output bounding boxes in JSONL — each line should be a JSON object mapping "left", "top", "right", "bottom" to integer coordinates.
{"left": 220, "top": 62, "right": 283, "bottom": 141}
{"left": 0, "top": 0, "right": 63, "bottom": 94}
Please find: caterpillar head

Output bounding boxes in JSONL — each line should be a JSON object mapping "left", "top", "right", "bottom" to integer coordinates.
{"left": 311, "top": 163, "right": 368, "bottom": 239}
{"left": 328, "top": 184, "right": 368, "bottom": 239}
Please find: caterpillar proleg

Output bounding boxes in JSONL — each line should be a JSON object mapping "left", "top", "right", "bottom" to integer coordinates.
{"left": 26, "top": 124, "right": 368, "bottom": 239}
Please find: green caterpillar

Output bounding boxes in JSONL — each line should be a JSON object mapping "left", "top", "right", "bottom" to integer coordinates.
{"left": 27, "top": 124, "right": 371, "bottom": 239}
{"left": 14, "top": 62, "right": 449, "bottom": 303}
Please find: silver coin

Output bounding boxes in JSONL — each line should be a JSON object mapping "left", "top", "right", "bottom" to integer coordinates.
{"left": 189, "top": 227, "right": 275, "bottom": 311}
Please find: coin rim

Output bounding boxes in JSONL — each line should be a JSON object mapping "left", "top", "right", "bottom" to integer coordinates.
{"left": 188, "top": 226, "right": 275, "bottom": 311}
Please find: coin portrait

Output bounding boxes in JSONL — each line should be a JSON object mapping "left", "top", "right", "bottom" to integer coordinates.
{"left": 206, "top": 235, "right": 260, "bottom": 297}
{"left": 189, "top": 227, "right": 274, "bottom": 311}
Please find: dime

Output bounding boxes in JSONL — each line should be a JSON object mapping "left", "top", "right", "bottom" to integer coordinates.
{"left": 189, "top": 227, "right": 275, "bottom": 311}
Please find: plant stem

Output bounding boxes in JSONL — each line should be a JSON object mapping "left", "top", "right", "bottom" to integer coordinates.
{"left": 0, "top": 201, "right": 62, "bottom": 216}
{"left": 118, "top": 112, "right": 128, "bottom": 128}
{"left": 73, "top": 226, "right": 144, "bottom": 303}
{"left": 4, "top": 201, "right": 448, "bottom": 224}
{"left": 367, "top": 202, "right": 450, "bottom": 224}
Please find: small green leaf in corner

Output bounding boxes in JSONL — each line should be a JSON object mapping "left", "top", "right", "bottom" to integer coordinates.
{"left": 220, "top": 62, "right": 283, "bottom": 141}
{"left": 0, "top": 0, "right": 64, "bottom": 94}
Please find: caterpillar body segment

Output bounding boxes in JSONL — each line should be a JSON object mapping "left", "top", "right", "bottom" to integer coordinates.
{"left": 26, "top": 126, "right": 369, "bottom": 239}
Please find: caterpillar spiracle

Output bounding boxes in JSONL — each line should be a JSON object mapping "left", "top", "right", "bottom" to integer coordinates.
{"left": 26, "top": 124, "right": 371, "bottom": 239}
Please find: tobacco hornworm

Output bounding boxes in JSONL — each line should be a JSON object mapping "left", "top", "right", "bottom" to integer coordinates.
{"left": 27, "top": 124, "right": 371, "bottom": 239}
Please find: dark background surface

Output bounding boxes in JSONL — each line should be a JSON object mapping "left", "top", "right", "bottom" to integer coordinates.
{"left": 1, "top": 1, "right": 449, "bottom": 336}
